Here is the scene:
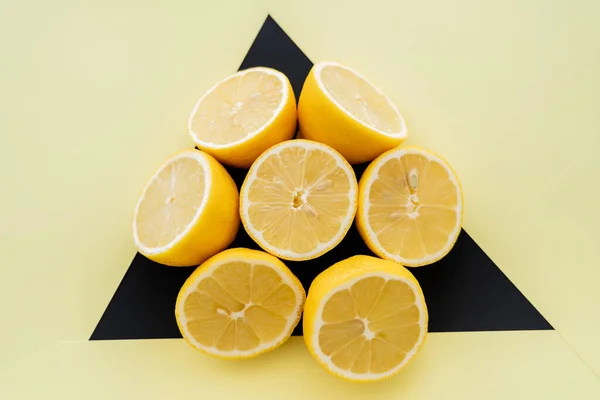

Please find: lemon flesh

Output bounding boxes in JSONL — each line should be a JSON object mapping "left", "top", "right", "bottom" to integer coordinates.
{"left": 190, "top": 69, "right": 284, "bottom": 145}
{"left": 319, "top": 63, "right": 404, "bottom": 135}
{"left": 298, "top": 62, "right": 407, "bottom": 164}
{"left": 358, "top": 147, "right": 463, "bottom": 266}
{"left": 189, "top": 67, "right": 297, "bottom": 168}
{"left": 136, "top": 156, "right": 206, "bottom": 248}
{"left": 133, "top": 150, "right": 239, "bottom": 266}
{"left": 240, "top": 140, "right": 357, "bottom": 260}
{"left": 303, "top": 255, "right": 427, "bottom": 381}
{"left": 176, "top": 248, "right": 305, "bottom": 359}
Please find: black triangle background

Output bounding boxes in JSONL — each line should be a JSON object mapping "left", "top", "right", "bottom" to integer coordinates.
{"left": 90, "top": 16, "right": 551, "bottom": 341}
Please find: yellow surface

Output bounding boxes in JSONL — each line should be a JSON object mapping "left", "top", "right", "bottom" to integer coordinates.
{"left": 1, "top": 0, "right": 600, "bottom": 398}
{"left": 5, "top": 334, "right": 600, "bottom": 399}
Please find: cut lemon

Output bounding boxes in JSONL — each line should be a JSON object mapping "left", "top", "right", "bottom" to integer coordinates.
{"left": 189, "top": 67, "right": 297, "bottom": 168}
{"left": 133, "top": 150, "right": 239, "bottom": 266}
{"left": 357, "top": 147, "right": 463, "bottom": 266}
{"left": 240, "top": 140, "right": 358, "bottom": 261}
{"left": 175, "top": 248, "right": 305, "bottom": 359}
{"left": 303, "top": 255, "right": 428, "bottom": 382}
{"left": 298, "top": 61, "right": 407, "bottom": 164}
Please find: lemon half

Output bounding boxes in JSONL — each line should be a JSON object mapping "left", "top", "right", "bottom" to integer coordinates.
{"left": 240, "top": 139, "right": 358, "bottom": 261}
{"left": 189, "top": 67, "right": 297, "bottom": 168}
{"left": 303, "top": 255, "right": 428, "bottom": 382}
{"left": 175, "top": 248, "right": 305, "bottom": 359}
{"left": 357, "top": 146, "right": 463, "bottom": 266}
{"left": 133, "top": 150, "right": 239, "bottom": 266}
{"left": 298, "top": 61, "right": 407, "bottom": 164}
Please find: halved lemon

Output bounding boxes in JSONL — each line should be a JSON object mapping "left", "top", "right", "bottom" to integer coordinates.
{"left": 303, "top": 255, "right": 428, "bottom": 382}
{"left": 357, "top": 147, "right": 463, "bottom": 266}
{"left": 175, "top": 248, "right": 305, "bottom": 359}
{"left": 133, "top": 150, "right": 239, "bottom": 266}
{"left": 189, "top": 67, "right": 297, "bottom": 168}
{"left": 298, "top": 61, "right": 407, "bottom": 164}
{"left": 240, "top": 140, "right": 358, "bottom": 261}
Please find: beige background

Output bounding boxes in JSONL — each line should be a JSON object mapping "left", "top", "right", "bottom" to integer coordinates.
{"left": 1, "top": 0, "right": 599, "bottom": 398}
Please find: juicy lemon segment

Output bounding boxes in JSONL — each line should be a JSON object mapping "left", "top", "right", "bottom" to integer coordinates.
{"left": 189, "top": 67, "right": 297, "bottom": 168}
{"left": 175, "top": 248, "right": 305, "bottom": 359}
{"left": 357, "top": 147, "right": 463, "bottom": 266}
{"left": 135, "top": 156, "right": 206, "bottom": 249}
{"left": 133, "top": 150, "right": 239, "bottom": 266}
{"left": 303, "top": 255, "right": 428, "bottom": 382}
{"left": 190, "top": 70, "right": 283, "bottom": 145}
{"left": 319, "top": 64, "right": 404, "bottom": 135}
{"left": 240, "top": 140, "right": 358, "bottom": 261}
{"left": 298, "top": 62, "right": 407, "bottom": 164}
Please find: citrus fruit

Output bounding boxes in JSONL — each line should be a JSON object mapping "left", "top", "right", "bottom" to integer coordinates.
{"left": 175, "top": 248, "right": 305, "bottom": 359}
{"left": 240, "top": 139, "right": 358, "bottom": 261}
{"left": 188, "top": 67, "right": 297, "bottom": 168}
{"left": 357, "top": 146, "right": 463, "bottom": 266}
{"left": 133, "top": 150, "right": 239, "bottom": 266}
{"left": 297, "top": 61, "right": 407, "bottom": 164}
{"left": 303, "top": 255, "right": 428, "bottom": 382}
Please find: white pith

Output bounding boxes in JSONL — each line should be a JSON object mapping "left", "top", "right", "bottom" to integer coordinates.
{"left": 132, "top": 151, "right": 211, "bottom": 255}
{"left": 240, "top": 140, "right": 358, "bottom": 259}
{"left": 177, "top": 257, "right": 304, "bottom": 358}
{"left": 314, "top": 61, "right": 407, "bottom": 139}
{"left": 311, "top": 272, "right": 427, "bottom": 381}
{"left": 362, "top": 147, "right": 463, "bottom": 265}
{"left": 188, "top": 67, "right": 290, "bottom": 149}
